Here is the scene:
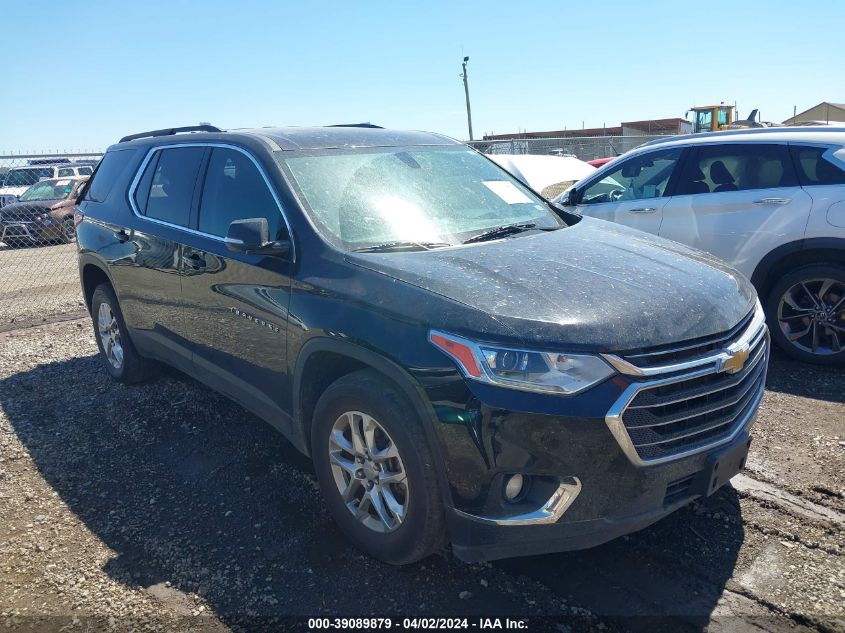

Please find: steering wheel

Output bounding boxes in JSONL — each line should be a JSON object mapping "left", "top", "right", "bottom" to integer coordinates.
{"left": 607, "top": 189, "right": 625, "bottom": 202}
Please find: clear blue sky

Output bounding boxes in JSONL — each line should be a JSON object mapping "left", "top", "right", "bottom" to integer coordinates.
{"left": 1, "top": 0, "right": 842, "bottom": 153}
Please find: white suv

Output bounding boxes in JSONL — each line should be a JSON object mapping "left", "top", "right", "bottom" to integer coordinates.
{"left": 0, "top": 162, "right": 95, "bottom": 208}
{"left": 557, "top": 127, "right": 845, "bottom": 365}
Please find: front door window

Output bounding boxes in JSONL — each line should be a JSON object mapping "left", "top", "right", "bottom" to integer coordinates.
{"left": 579, "top": 148, "right": 682, "bottom": 205}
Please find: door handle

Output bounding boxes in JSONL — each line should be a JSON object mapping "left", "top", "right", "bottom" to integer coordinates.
{"left": 628, "top": 207, "right": 657, "bottom": 214}
{"left": 181, "top": 252, "right": 206, "bottom": 270}
{"left": 753, "top": 198, "right": 791, "bottom": 206}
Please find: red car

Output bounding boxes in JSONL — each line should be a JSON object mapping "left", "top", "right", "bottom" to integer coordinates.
{"left": 587, "top": 157, "right": 615, "bottom": 168}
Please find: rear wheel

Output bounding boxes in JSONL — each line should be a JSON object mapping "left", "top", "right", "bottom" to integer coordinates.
{"left": 311, "top": 369, "right": 446, "bottom": 564}
{"left": 766, "top": 264, "right": 845, "bottom": 365}
{"left": 90, "top": 283, "right": 159, "bottom": 382}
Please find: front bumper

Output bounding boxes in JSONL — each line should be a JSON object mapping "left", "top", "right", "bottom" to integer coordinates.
{"left": 421, "top": 308, "right": 768, "bottom": 562}
{"left": 447, "top": 426, "right": 753, "bottom": 562}
{"left": 0, "top": 221, "right": 54, "bottom": 243}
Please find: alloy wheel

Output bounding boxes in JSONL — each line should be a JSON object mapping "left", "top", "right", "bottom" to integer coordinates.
{"left": 328, "top": 411, "right": 408, "bottom": 533}
{"left": 777, "top": 278, "right": 845, "bottom": 355}
{"left": 62, "top": 219, "right": 76, "bottom": 242}
{"left": 97, "top": 302, "right": 124, "bottom": 369}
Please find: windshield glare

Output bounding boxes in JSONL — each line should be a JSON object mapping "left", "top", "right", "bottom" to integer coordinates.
{"left": 4, "top": 167, "right": 53, "bottom": 187}
{"left": 20, "top": 179, "right": 76, "bottom": 202}
{"left": 279, "top": 147, "right": 564, "bottom": 250}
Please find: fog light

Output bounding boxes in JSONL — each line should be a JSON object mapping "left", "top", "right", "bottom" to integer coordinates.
{"left": 503, "top": 474, "right": 525, "bottom": 502}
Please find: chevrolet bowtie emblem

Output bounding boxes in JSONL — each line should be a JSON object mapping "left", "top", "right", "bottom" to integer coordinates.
{"left": 720, "top": 346, "right": 750, "bottom": 374}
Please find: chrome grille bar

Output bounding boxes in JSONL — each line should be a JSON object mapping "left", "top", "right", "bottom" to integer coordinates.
{"left": 604, "top": 301, "right": 770, "bottom": 467}
{"left": 625, "top": 365, "right": 765, "bottom": 432}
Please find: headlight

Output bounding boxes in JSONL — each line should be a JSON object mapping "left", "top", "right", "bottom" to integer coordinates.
{"left": 429, "top": 330, "right": 615, "bottom": 395}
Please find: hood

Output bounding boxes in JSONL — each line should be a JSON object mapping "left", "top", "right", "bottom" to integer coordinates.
{"left": 0, "top": 199, "right": 61, "bottom": 221}
{"left": 347, "top": 217, "right": 756, "bottom": 352}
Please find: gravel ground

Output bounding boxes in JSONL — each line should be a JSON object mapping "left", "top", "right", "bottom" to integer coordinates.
{"left": 0, "top": 242, "right": 84, "bottom": 327}
{"left": 0, "top": 318, "right": 843, "bottom": 632}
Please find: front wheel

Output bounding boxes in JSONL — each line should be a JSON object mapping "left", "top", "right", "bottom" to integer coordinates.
{"left": 60, "top": 217, "right": 76, "bottom": 243}
{"left": 766, "top": 264, "right": 845, "bottom": 365}
{"left": 311, "top": 369, "right": 446, "bottom": 565}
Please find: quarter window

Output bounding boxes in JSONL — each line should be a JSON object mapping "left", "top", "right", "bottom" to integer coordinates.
{"left": 135, "top": 147, "right": 205, "bottom": 226}
{"left": 198, "top": 148, "right": 282, "bottom": 239}
{"left": 579, "top": 148, "right": 682, "bottom": 204}
{"left": 789, "top": 145, "right": 845, "bottom": 186}
{"left": 85, "top": 149, "right": 136, "bottom": 203}
{"left": 674, "top": 144, "right": 797, "bottom": 195}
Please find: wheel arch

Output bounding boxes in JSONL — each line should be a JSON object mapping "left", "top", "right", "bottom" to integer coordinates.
{"left": 751, "top": 238, "right": 845, "bottom": 303}
{"left": 291, "top": 337, "right": 454, "bottom": 508}
{"left": 79, "top": 258, "right": 115, "bottom": 311}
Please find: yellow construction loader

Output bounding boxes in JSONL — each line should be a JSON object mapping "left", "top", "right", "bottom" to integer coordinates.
{"left": 687, "top": 104, "right": 766, "bottom": 133}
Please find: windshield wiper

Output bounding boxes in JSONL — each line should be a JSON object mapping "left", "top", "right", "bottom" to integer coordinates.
{"left": 352, "top": 241, "right": 451, "bottom": 253}
{"left": 463, "top": 222, "right": 539, "bottom": 244}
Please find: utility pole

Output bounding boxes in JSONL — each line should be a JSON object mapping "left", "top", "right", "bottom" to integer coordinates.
{"left": 460, "top": 56, "right": 474, "bottom": 141}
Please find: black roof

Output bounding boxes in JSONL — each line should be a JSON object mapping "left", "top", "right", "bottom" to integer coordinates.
{"left": 116, "top": 125, "right": 459, "bottom": 151}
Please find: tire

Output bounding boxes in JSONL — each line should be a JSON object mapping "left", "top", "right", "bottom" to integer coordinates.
{"left": 311, "top": 369, "right": 446, "bottom": 565}
{"left": 90, "top": 283, "right": 159, "bottom": 383}
{"left": 766, "top": 263, "right": 845, "bottom": 366}
{"left": 60, "top": 217, "right": 76, "bottom": 243}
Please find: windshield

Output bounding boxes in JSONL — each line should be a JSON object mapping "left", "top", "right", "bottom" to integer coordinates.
{"left": 278, "top": 147, "right": 565, "bottom": 250}
{"left": 4, "top": 167, "right": 53, "bottom": 187}
{"left": 19, "top": 179, "right": 77, "bottom": 201}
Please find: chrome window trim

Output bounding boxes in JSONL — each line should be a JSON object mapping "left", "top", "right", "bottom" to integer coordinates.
{"left": 127, "top": 142, "right": 296, "bottom": 261}
{"left": 454, "top": 477, "right": 581, "bottom": 526}
{"left": 602, "top": 302, "right": 766, "bottom": 377}
{"left": 605, "top": 328, "right": 769, "bottom": 468}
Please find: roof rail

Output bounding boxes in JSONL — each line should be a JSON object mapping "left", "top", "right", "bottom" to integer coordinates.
{"left": 326, "top": 122, "right": 384, "bottom": 129}
{"left": 118, "top": 124, "right": 222, "bottom": 143}
{"left": 640, "top": 125, "right": 845, "bottom": 148}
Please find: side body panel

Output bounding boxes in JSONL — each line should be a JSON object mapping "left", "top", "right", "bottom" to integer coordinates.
{"left": 660, "top": 187, "right": 812, "bottom": 279}
{"left": 180, "top": 233, "right": 294, "bottom": 433}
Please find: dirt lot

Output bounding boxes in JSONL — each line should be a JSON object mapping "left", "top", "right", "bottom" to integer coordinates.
{"left": 0, "top": 242, "right": 84, "bottom": 327}
{"left": 0, "top": 318, "right": 843, "bottom": 632}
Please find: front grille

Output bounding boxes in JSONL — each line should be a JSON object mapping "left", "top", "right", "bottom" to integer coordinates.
{"left": 621, "top": 309, "right": 755, "bottom": 368}
{"left": 607, "top": 308, "right": 769, "bottom": 464}
{"left": 2, "top": 226, "right": 29, "bottom": 236}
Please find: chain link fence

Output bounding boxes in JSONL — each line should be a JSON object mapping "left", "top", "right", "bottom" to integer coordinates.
{"left": 0, "top": 152, "right": 102, "bottom": 327}
{"left": 467, "top": 134, "right": 672, "bottom": 161}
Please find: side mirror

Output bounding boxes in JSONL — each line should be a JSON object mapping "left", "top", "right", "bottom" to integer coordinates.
{"left": 561, "top": 188, "right": 576, "bottom": 206}
{"left": 225, "top": 218, "right": 291, "bottom": 257}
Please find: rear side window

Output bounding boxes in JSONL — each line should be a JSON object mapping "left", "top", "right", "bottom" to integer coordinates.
{"left": 197, "top": 147, "right": 282, "bottom": 239}
{"left": 134, "top": 147, "right": 205, "bottom": 226}
{"left": 85, "top": 149, "right": 136, "bottom": 203}
{"left": 675, "top": 144, "right": 797, "bottom": 195}
{"left": 789, "top": 145, "right": 845, "bottom": 186}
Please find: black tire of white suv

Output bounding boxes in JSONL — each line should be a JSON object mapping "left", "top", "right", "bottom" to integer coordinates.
{"left": 766, "top": 264, "right": 845, "bottom": 366}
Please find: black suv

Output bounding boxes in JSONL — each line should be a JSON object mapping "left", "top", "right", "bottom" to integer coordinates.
{"left": 76, "top": 125, "right": 769, "bottom": 564}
